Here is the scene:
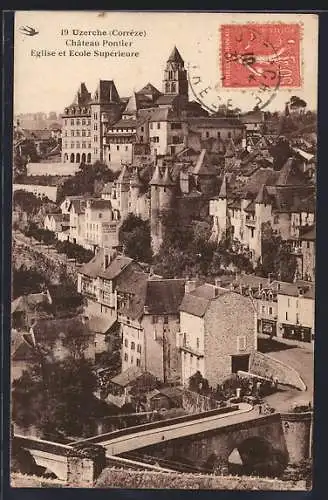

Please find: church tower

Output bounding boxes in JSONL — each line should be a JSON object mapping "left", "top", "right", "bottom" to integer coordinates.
{"left": 163, "top": 46, "right": 189, "bottom": 108}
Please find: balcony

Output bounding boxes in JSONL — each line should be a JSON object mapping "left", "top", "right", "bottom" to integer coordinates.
{"left": 179, "top": 338, "right": 204, "bottom": 357}
{"left": 99, "top": 292, "right": 116, "bottom": 308}
{"left": 245, "top": 215, "right": 256, "bottom": 227}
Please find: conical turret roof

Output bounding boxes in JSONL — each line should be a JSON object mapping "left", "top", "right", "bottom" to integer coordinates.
{"left": 162, "top": 166, "right": 176, "bottom": 186}
{"left": 168, "top": 46, "right": 184, "bottom": 64}
{"left": 255, "top": 183, "right": 271, "bottom": 204}
{"left": 218, "top": 175, "right": 227, "bottom": 198}
{"left": 117, "top": 164, "right": 130, "bottom": 184}
{"left": 149, "top": 164, "right": 163, "bottom": 185}
{"left": 130, "top": 168, "right": 143, "bottom": 188}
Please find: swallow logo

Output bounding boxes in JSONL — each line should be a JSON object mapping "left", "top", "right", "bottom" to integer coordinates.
{"left": 19, "top": 26, "right": 39, "bottom": 36}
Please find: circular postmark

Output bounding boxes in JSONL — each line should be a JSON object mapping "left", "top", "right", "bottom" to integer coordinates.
{"left": 188, "top": 24, "right": 287, "bottom": 114}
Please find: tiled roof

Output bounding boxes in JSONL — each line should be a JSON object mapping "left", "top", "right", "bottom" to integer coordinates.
{"left": 272, "top": 281, "right": 315, "bottom": 300}
{"left": 110, "top": 118, "right": 137, "bottom": 128}
{"left": 117, "top": 270, "right": 148, "bottom": 320}
{"left": 137, "top": 82, "right": 162, "bottom": 97}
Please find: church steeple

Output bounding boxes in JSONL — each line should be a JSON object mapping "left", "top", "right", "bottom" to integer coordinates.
{"left": 163, "top": 46, "right": 188, "bottom": 104}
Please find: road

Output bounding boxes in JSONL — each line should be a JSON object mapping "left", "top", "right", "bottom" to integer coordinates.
{"left": 78, "top": 404, "right": 277, "bottom": 456}
{"left": 261, "top": 341, "right": 313, "bottom": 412}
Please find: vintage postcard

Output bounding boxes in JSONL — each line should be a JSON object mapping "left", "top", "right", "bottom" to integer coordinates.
{"left": 11, "top": 11, "right": 316, "bottom": 490}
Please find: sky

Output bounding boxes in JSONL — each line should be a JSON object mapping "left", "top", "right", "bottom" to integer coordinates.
{"left": 14, "top": 11, "right": 318, "bottom": 115}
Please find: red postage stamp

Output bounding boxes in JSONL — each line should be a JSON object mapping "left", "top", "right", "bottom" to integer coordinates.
{"left": 221, "top": 23, "right": 301, "bottom": 89}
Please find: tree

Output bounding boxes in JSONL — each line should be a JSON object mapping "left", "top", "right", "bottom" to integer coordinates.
{"left": 119, "top": 214, "right": 152, "bottom": 263}
{"left": 12, "top": 266, "right": 48, "bottom": 299}
{"left": 256, "top": 222, "right": 297, "bottom": 282}
{"left": 57, "top": 161, "right": 116, "bottom": 201}
{"left": 12, "top": 356, "right": 98, "bottom": 438}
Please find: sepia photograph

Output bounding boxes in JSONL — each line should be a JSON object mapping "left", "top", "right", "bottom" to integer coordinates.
{"left": 10, "top": 10, "right": 316, "bottom": 490}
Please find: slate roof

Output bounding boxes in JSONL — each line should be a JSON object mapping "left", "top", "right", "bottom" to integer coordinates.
{"left": 272, "top": 281, "right": 315, "bottom": 300}
{"left": 144, "top": 279, "right": 186, "bottom": 315}
{"left": 155, "top": 95, "right": 179, "bottom": 106}
{"left": 99, "top": 255, "right": 134, "bottom": 280}
{"left": 168, "top": 46, "right": 184, "bottom": 64}
{"left": 300, "top": 225, "right": 315, "bottom": 241}
{"left": 32, "top": 316, "right": 93, "bottom": 343}
{"left": 79, "top": 248, "right": 105, "bottom": 278}
{"left": 87, "top": 199, "right": 112, "bottom": 210}
{"left": 110, "top": 368, "right": 155, "bottom": 387}
{"left": 276, "top": 158, "right": 308, "bottom": 186}
{"left": 110, "top": 118, "right": 137, "bottom": 128}
{"left": 93, "top": 80, "right": 120, "bottom": 104}
{"left": 12, "top": 294, "right": 49, "bottom": 314}
{"left": 188, "top": 117, "right": 244, "bottom": 129}
{"left": 87, "top": 316, "right": 117, "bottom": 334}
{"left": 179, "top": 284, "right": 228, "bottom": 317}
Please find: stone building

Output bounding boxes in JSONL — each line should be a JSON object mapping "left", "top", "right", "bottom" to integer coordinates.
{"left": 178, "top": 283, "right": 257, "bottom": 388}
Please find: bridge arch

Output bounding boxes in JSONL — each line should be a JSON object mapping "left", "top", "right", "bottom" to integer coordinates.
{"left": 228, "top": 436, "right": 288, "bottom": 477}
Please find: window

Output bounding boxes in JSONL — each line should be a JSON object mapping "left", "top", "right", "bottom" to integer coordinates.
{"left": 124, "top": 353, "right": 128, "bottom": 362}
{"left": 99, "top": 213, "right": 102, "bottom": 218}
{"left": 71, "top": 130, "right": 75, "bottom": 137}
{"left": 228, "top": 131, "right": 232, "bottom": 138}
{"left": 287, "top": 298, "right": 290, "bottom": 307}
{"left": 274, "top": 215, "right": 280, "bottom": 224}
{"left": 285, "top": 312, "right": 288, "bottom": 321}
{"left": 262, "top": 305, "right": 265, "bottom": 314}
{"left": 237, "top": 336, "right": 246, "bottom": 351}
{"left": 82, "top": 119, "right": 86, "bottom": 125}
{"left": 307, "top": 241, "right": 310, "bottom": 249}
{"left": 157, "top": 123, "right": 160, "bottom": 129}
{"left": 117, "top": 145, "right": 120, "bottom": 151}
{"left": 93, "top": 136, "right": 98, "bottom": 142}
{"left": 217, "top": 131, "right": 221, "bottom": 138}
{"left": 169, "top": 71, "right": 173, "bottom": 79}
{"left": 76, "top": 142, "right": 80, "bottom": 148}
{"left": 125, "top": 146, "right": 128, "bottom": 151}
{"left": 71, "top": 142, "right": 75, "bottom": 148}
{"left": 136, "top": 358, "right": 141, "bottom": 367}
{"left": 150, "top": 123, "right": 153, "bottom": 129}
{"left": 76, "top": 130, "right": 80, "bottom": 136}
{"left": 71, "top": 119, "right": 74, "bottom": 125}
{"left": 164, "top": 316, "right": 168, "bottom": 324}
{"left": 269, "top": 307, "right": 273, "bottom": 315}
{"left": 171, "top": 122, "right": 182, "bottom": 130}
{"left": 94, "top": 124, "right": 98, "bottom": 131}
{"left": 206, "top": 131, "right": 210, "bottom": 138}
{"left": 137, "top": 344, "right": 141, "bottom": 353}
{"left": 124, "top": 338, "right": 128, "bottom": 347}
{"left": 82, "top": 130, "right": 86, "bottom": 137}
{"left": 131, "top": 341, "right": 135, "bottom": 350}
{"left": 131, "top": 356, "right": 134, "bottom": 364}
{"left": 152, "top": 316, "right": 158, "bottom": 324}
{"left": 196, "top": 337, "right": 200, "bottom": 349}
{"left": 140, "top": 135, "right": 143, "bottom": 142}
{"left": 141, "top": 126, "right": 144, "bottom": 132}
{"left": 296, "top": 300, "right": 299, "bottom": 309}
{"left": 82, "top": 142, "right": 86, "bottom": 148}
{"left": 76, "top": 119, "right": 80, "bottom": 126}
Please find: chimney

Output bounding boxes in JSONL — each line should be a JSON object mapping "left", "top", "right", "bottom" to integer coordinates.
{"left": 185, "top": 279, "right": 198, "bottom": 295}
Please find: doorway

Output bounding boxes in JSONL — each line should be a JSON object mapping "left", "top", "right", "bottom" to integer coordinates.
{"left": 231, "top": 354, "right": 250, "bottom": 374}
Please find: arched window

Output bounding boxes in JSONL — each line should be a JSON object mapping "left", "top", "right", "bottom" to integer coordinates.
{"left": 108, "top": 153, "right": 111, "bottom": 162}
{"left": 171, "top": 82, "right": 176, "bottom": 93}
{"left": 76, "top": 153, "right": 81, "bottom": 163}
{"left": 165, "top": 83, "right": 170, "bottom": 93}
{"left": 64, "top": 153, "right": 68, "bottom": 162}
{"left": 87, "top": 153, "right": 91, "bottom": 163}
{"left": 70, "top": 153, "right": 75, "bottom": 163}
{"left": 81, "top": 153, "right": 86, "bottom": 163}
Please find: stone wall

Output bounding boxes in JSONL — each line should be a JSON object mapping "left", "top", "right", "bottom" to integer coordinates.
{"left": 249, "top": 351, "right": 306, "bottom": 391}
{"left": 12, "top": 240, "right": 78, "bottom": 285}
{"left": 181, "top": 389, "right": 221, "bottom": 413}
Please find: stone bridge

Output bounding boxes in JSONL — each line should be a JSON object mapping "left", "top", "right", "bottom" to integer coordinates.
{"left": 13, "top": 406, "right": 312, "bottom": 482}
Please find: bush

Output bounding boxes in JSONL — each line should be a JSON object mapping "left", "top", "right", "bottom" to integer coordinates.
{"left": 96, "top": 469, "right": 303, "bottom": 490}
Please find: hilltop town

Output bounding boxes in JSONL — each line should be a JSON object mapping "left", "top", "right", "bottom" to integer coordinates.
{"left": 11, "top": 47, "right": 315, "bottom": 486}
